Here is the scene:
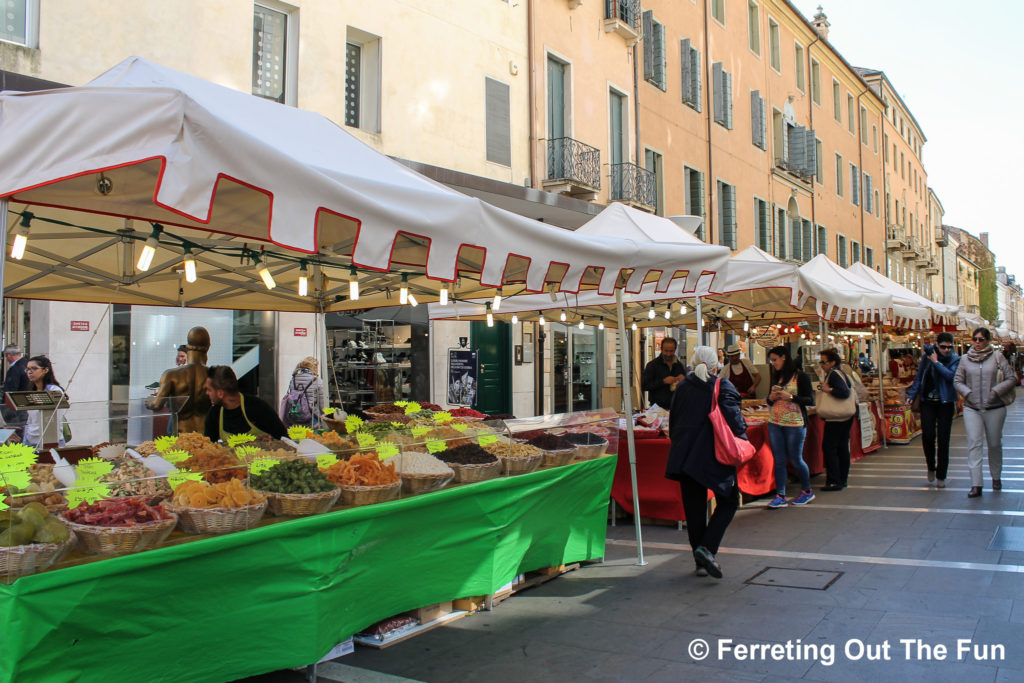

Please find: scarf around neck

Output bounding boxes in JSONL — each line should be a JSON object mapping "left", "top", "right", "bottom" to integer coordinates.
{"left": 967, "top": 344, "right": 994, "bottom": 363}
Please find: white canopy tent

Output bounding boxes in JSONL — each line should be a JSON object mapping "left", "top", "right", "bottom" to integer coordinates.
{"left": 796, "top": 255, "right": 894, "bottom": 324}
{"left": 846, "top": 262, "right": 959, "bottom": 328}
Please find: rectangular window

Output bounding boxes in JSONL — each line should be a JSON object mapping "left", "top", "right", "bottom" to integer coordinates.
{"left": 847, "top": 94, "right": 855, "bottom": 134}
{"left": 852, "top": 241, "right": 861, "bottom": 264}
{"left": 680, "top": 40, "right": 702, "bottom": 111}
{"left": 750, "top": 90, "right": 767, "bottom": 150}
{"left": 684, "top": 166, "right": 706, "bottom": 241}
{"left": 485, "top": 77, "right": 512, "bottom": 166}
{"left": 872, "top": 124, "right": 878, "bottom": 153}
{"left": 253, "top": 4, "right": 294, "bottom": 104}
{"left": 884, "top": 133, "right": 889, "bottom": 161}
{"left": 802, "top": 219, "right": 814, "bottom": 262}
{"left": 717, "top": 180, "right": 737, "bottom": 249}
{"left": 863, "top": 173, "right": 873, "bottom": 212}
{"left": 712, "top": 62, "right": 734, "bottom": 129}
{"left": 0, "top": 0, "right": 37, "bottom": 47}
{"left": 712, "top": 0, "right": 726, "bottom": 24}
{"left": 865, "top": 247, "right": 874, "bottom": 268}
{"left": 838, "top": 235, "right": 848, "bottom": 267}
{"left": 747, "top": 1, "right": 760, "bottom": 55}
{"left": 835, "top": 153, "right": 843, "bottom": 197}
{"left": 860, "top": 105, "right": 868, "bottom": 144}
{"left": 874, "top": 190, "right": 880, "bottom": 217}
{"left": 790, "top": 215, "right": 802, "bottom": 262}
{"left": 795, "top": 43, "right": 805, "bottom": 91}
{"left": 775, "top": 207, "right": 787, "bottom": 259}
{"left": 810, "top": 59, "right": 821, "bottom": 104}
{"left": 643, "top": 11, "right": 667, "bottom": 91}
{"left": 768, "top": 19, "right": 781, "bottom": 71}
{"left": 345, "top": 26, "right": 381, "bottom": 131}
{"left": 645, "top": 149, "right": 664, "bottom": 215}
{"left": 344, "top": 43, "right": 361, "bottom": 127}
{"left": 901, "top": 152, "right": 905, "bottom": 178}
{"left": 850, "top": 163, "right": 860, "bottom": 206}
{"left": 815, "top": 138, "right": 823, "bottom": 183}
{"left": 817, "top": 225, "right": 827, "bottom": 256}
{"left": 755, "top": 197, "right": 771, "bottom": 252}
{"left": 832, "top": 80, "right": 842, "bottom": 123}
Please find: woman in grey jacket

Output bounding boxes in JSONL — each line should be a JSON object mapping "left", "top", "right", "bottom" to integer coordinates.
{"left": 953, "top": 327, "right": 1017, "bottom": 498}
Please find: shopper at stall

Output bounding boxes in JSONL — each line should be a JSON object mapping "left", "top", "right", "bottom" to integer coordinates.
{"left": 908, "top": 332, "right": 960, "bottom": 488}
{"left": 281, "top": 357, "right": 326, "bottom": 428}
{"left": 665, "top": 345, "right": 747, "bottom": 579}
{"left": 723, "top": 344, "right": 761, "bottom": 398}
{"left": 23, "top": 355, "right": 67, "bottom": 449}
{"left": 954, "top": 327, "right": 1017, "bottom": 498}
{"left": 204, "top": 365, "right": 287, "bottom": 441}
{"left": 1, "top": 345, "right": 30, "bottom": 433}
{"left": 641, "top": 337, "right": 685, "bottom": 410}
{"left": 818, "top": 348, "right": 855, "bottom": 491}
{"left": 766, "top": 345, "right": 815, "bottom": 508}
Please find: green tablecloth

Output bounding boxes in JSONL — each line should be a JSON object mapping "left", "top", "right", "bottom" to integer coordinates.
{"left": 0, "top": 456, "right": 615, "bottom": 682}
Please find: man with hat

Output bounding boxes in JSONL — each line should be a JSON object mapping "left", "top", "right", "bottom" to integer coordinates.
{"left": 724, "top": 343, "right": 761, "bottom": 398}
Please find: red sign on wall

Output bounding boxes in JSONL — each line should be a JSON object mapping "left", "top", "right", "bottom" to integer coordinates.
{"left": 70, "top": 321, "right": 90, "bottom": 332}
{"left": 293, "top": 328, "right": 308, "bottom": 337}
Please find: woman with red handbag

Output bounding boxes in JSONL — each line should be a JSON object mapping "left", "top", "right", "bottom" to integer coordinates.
{"left": 665, "top": 346, "right": 748, "bottom": 579}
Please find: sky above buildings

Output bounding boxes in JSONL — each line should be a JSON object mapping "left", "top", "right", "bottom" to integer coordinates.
{"left": 796, "top": 1, "right": 1023, "bottom": 272}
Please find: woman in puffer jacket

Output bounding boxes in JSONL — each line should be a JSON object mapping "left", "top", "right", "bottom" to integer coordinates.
{"left": 953, "top": 327, "right": 1017, "bottom": 498}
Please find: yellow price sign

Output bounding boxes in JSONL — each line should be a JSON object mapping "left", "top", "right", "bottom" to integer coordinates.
{"left": 76, "top": 457, "right": 114, "bottom": 480}
{"left": 153, "top": 435, "right": 178, "bottom": 453}
{"left": 168, "top": 469, "right": 204, "bottom": 489}
{"left": 393, "top": 401, "right": 409, "bottom": 407}
{"left": 226, "top": 433, "right": 257, "bottom": 448}
{"left": 404, "top": 402, "right": 422, "bottom": 415}
{"left": 248, "top": 458, "right": 280, "bottom": 475}
{"left": 425, "top": 440, "right": 447, "bottom": 454}
{"left": 376, "top": 441, "right": 399, "bottom": 459}
{"left": 1, "top": 470, "right": 32, "bottom": 490}
{"left": 411, "top": 426, "right": 433, "bottom": 439}
{"left": 345, "top": 415, "right": 364, "bottom": 433}
{"left": 432, "top": 412, "right": 453, "bottom": 424}
{"left": 234, "top": 445, "right": 262, "bottom": 460}
{"left": 0, "top": 443, "right": 37, "bottom": 466}
{"left": 162, "top": 449, "right": 191, "bottom": 464}
{"left": 66, "top": 480, "right": 111, "bottom": 508}
{"left": 322, "top": 407, "right": 337, "bottom": 416}
{"left": 287, "top": 426, "right": 312, "bottom": 441}
{"left": 356, "top": 432, "right": 378, "bottom": 448}
{"left": 450, "top": 423, "right": 469, "bottom": 433}
{"left": 316, "top": 453, "right": 339, "bottom": 469}
{"left": 477, "top": 434, "right": 499, "bottom": 447}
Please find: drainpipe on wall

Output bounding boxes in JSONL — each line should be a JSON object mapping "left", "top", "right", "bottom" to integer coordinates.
{"left": 632, "top": 42, "right": 642, "bottom": 169}
{"left": 855, "top": 88, "right": 868, "bottom": 263}
{"left": 703, "top": 0, "right": 714, "bottom": 244}
{"left": 806, "top": 37, "right": 819, "bottom": 253}
{"left": 527, "top": 0, "right": 537, "bottom": 188}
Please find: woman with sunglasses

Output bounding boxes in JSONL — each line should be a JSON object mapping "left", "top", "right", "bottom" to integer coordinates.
{"left": 908, "top": 332, "right": 960, "bottom": 488}
{"left": 954, "top": 327, "right": 1017, "bottom": 497}
{"left": 765, "top": 345, "right": 815, "bottom": 508}
{"left": 23, "top": 355, "right": 68, "bottom": 449}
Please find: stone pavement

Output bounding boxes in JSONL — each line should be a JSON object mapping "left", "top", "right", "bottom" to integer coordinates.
{"left": 245, "top": 400, "right": 1024, "bottom": 682}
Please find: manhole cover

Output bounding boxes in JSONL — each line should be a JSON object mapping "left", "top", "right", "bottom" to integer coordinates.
{"left": 746, "top": 567, "right": 842, "bottom": 590}
{"left": 988, "top": 527, "right": 1024, "bottom": 551}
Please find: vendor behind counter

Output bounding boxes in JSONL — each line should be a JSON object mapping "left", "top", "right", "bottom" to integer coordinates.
{"left": 203, "top": 365, "right": 287, "bottom": 441}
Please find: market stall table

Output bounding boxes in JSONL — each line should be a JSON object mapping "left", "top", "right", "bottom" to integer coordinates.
{"left": 0, "top": 456, "right": 614, "bottom": 683}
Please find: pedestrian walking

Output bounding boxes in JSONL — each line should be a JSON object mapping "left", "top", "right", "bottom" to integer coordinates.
{"left": 907, "top": 332, "right": 960, "bottom": 488}
{"left": 665, "top": 346, "right": 748, "bottom": 579}
{"left": 818, "top": 348, "right": 856, "bottom": 491}
{"left": 954, "top": 327, "right": 1017, "bottom": 498}
{"left": 765, "top": 345, "right": 815, "bottom": 508}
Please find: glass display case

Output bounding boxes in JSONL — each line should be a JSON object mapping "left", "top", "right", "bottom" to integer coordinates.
{"left": 328, "top": 320, "right": 412, "bottom": 410}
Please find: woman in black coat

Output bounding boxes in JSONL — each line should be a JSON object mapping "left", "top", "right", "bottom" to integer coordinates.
{"left": 666, "top": 346, "right": 748, "bottom": 579}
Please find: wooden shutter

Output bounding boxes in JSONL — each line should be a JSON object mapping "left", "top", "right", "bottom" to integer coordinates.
{"left": 864, "top": 174, "right": 873, "bottom": 212}
{"left": 653, "top": 21, "right": 666, "bottom": 89}
{"left": 850, "top": 164, "right": 860, "bottom": 206}
{"left": 802, "top": 129, "right": 816, "bottom": 176}
{"left": 680, "top": 39, "right": 692, "bottom": 103}
{"left": 788, "top": 125, "right": 806, "bottom": 169}
{"left": 817, "top": 225, "right": 827, "bottom": 256}
{"left": 713, "top": 62, "right": 724, "bottom": 124}
{"left": 720, "top": 183, "right": 737, "bottom": 249}
{"left": 802, "top": 220, "right": 813, "bottom": 262}
{"left": 775, "top": 207, "right": 787, "bottom": 259}
{"left": 724, "top": 71, "right": 734, "bottom": 129}
{"left": 691, "top": 48, "right": 702, "bottom": 112}
{"left": 750, "top": 90, "right": 764, "bottom": 148}
{"left": 485, "top": 78, "right": 511, "bottom": 166}
{"left": 790, "top": 217, "right": 802, "bottom": 261}
{"left": 643, "top": 11, "right": 655, "bottom": 81}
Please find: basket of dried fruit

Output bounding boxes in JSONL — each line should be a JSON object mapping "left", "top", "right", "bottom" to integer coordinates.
{"left": 539, "top": 448, "right": 575, "bottom": 468}
{"left": 482, "top": 440, "right": 544, "bottom": 475}
{"left": 436, "top": 444, "right": 503, "bottom": 484}
{"left": 250, "top": 459, "right": 340, "bottom": 516}
{"left": 0, "top": 502, "right": 77, "bottom": 577}
{"left": 3, "top": 463, "right": 69, "bottom": 511}
{"left": 561, "top": 432, "right": 609, "bottom": 460}
{"left": 166, "top": 479, "right": 268, "bottom": 534}
{"left": 322, "top": 453, "right": 402, "bottom": 506}
{"left": 99, "top": 454, "right": 174, "bottom": 501}
{"left": 383, "top": 452, "right": 454, "bottom": 495}
{"left": 61, "top": 498, "right": 177, "bottom": 555}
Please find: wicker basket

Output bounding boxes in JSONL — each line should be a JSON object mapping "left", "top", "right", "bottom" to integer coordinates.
{"left": 166, "top": 501, "right": 268, "bottom": 534}
{"left": 4, "top": 492, "right": 69, "bottom": 513}
{"left": 338, "top": 481, "right": 401, "bottom": 506}
{"left": 541, "top": 447, "right": 576, "bottom": 468}
{"left": 572, "top": 440, "right": 609, "bottom": 460}
{"left": 61, "top": 515, "right": 177, "bottom": 555}
{"left": 400, "top": 471, "right": 454, "bottom": 495}
{"left": 0, "top": 532, "right": 76, "bottom": 578}
{"left": 501, "top": 453, "right": 544, "bottom": 475}
{"left": 259, "top": 488, "right": 340, "bottom": 517}
{"left": 449, "top": 459, "right": 503, "bottom": 484}
{"left": 323, "top": 417, "right": 347, "bottom": 433}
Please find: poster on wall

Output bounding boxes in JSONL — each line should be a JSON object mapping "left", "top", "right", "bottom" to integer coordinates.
{"left": 858, "top": 401, "right": 875, "bottom": 449}
{"left": 447, "top": 349, "right": 479, "bottom": 406}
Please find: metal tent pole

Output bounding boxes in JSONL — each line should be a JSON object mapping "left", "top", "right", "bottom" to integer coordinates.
{"left": 0, "top": 199, "right": 7, "bottom": 352}
{"left": 876, "top": 326, "right": 887, "bottom": 448}
{"left": 696, "top": 296, "right": 703, "bottom": 343}
{"left": 616, "top": 288, "right": 646, "bottom": 566}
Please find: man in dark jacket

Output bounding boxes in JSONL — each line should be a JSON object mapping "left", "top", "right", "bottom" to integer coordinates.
{"left": 907, "top": 331, "right": 960, "bottom": 488}
{"left": 641, "top": 338, "right": 685, "bottom": 409}
{"left": 1, "top": 345, "right": 30, "bottom": 433}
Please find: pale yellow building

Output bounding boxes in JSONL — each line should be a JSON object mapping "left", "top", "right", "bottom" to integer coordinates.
{"left": 927, "top": 187, "right": 946, "bottom": 302}
{"left": 958, "top": 253, "right": 981, "bottom": 316}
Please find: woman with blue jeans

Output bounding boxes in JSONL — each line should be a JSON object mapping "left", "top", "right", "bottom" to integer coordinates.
{"left": 766, "top": 345, "right": 815, "bottom": 508}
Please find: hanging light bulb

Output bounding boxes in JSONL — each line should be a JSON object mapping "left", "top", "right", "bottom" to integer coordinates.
{"left": 493, "top": 288, "right": 503, "bottom": 312}
{"left": 399, "top": 273, "right": 409, "bottom": 304}
{"left": 743, "top": 319, "right": 750, "bottom": 332}
{"left": 10, "top": 212, "right": 31, "bottom": 260}
{"left": 486, "top": 302, "right": 494, "bottom": 327}
{"left": 598, "top": 318, "right": 605, "bottom": 331}
{"left": 664, "top": 307, "right": 671, "bottom": 320}
{"left": 726, "top": 308, "right": 734, "bottom": 319}
{"left": 182, "top": 245, "right": 197, "bottom": 284}
{"left": 137, "top": 224, "right": 163, "bottom": 272}
{"left": 253, "top": 255, "right": 276, "bottom": 290}
{"left": 560, "top": 310, "right": 567, "bottom": 322}
{"left": 348, "top": 266, "right": 360, "bottom": 301}
{"left": 439, "top": 283, "right": 449, "bottom": 306}
{"left": 538, "top": 314, "right": 546, "bottom": 326}
{"left": 648, "top": 303, "right": 656, "bottom": 319}
{"left": 408, "top": 293, "right": 419, "bottom": 307}
{"left": 296, "top": 260, "right": 308, "bottom": 296}
{"left": 631, "top": 320, "right": 639, "bottom": 331}
{"left": 511, "top": 313, "right": 519, "bottom": 325}
{"left": 578, "top": 320, "right": 585, "bottom": 330}
{"left": 679, "top": 301, "right": 688, "bottom": 315}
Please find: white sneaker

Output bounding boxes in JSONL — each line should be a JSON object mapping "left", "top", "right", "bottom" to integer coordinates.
{"left": 936, "top": 479, "right": 946, "bottom": 489}
{"left": 927, "top": 470, "right": 936, "bottom": 483}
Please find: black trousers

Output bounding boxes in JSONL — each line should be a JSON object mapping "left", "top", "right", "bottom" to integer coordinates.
{"left": 679, "top": 474, "right": 739, "bottom": 556}
{"left": 920, "top": 401, "right": 954, "bottom": 480}
{"left": 822, "top": 418, "right": 854, "bottom": 486}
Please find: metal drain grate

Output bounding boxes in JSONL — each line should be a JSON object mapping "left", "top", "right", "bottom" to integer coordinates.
{"left": 746, "top": 567, "right": 842, "bottom": 590}
{"left": 988, "top": 527, "right": 1024, "bottom": 551}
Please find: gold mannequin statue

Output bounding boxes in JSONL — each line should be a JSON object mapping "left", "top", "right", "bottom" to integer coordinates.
{"left": 146, "top": 327, "right": 212, "bottom": 435}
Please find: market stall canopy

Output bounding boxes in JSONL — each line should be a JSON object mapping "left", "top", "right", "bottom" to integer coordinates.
{"left": 796, "top": 255, "right": 893, "bottom": 324}
{"left": 0, "top": 57, "right": 731, "bottom": 311}
{"left": 846, "top": 262, "right": 959, "bottom": 327}
{"left": 958, "top": 311, "right": 988, "bottom": 332}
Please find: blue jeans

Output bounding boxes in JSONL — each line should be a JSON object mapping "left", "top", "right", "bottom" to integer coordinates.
{"left": 768, "top": 423, "right": 810, "bottom": 494}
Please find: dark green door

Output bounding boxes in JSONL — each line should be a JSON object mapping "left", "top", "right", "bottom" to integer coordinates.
{"left": 471, "top": 321, "right": 511, "bottom": 415}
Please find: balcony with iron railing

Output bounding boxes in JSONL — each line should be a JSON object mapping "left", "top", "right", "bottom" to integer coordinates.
{"left": 609, "top": 162, "right": 656, "bottom": 211}
{"left": 604, "top": 0, "right": 641, "bottom": 44}
{"left": 544, "top": 137, "right": 601, "bottom": 200}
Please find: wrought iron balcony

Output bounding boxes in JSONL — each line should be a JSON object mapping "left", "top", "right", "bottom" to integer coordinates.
{"left": 603, "top": 0, "right": 641, "bottom": 43}
{"left": 609, "top": 162, "right": 656, "bottom": 211}
{"left": 545, "top": 137, "right": 601, "bottom": 196}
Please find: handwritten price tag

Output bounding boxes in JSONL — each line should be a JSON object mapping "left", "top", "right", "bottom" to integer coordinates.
{"left": 288, "top": 426, "right": 312, "bottom": 441}
{"left": 162, "top": 449, "right": 191, "bottom": 464}
{"left": 66, "top": 480, "right": 111, "bottom": 508}
{"left": 345, "top": 415, "right": 364, "bottom": 434}
{"left": 153, "top": 436, "right": 178, "bottom": 453}
{"left": 478, "top": 434, "right": 499, "bottom": 447}
{"left": 426, "top": 440, "right": 447, "bottom": 453}
{"left": 432, "top": 412, "right": 453, "bottom": 424}
{"left": 0, "top": 443, "right": 37, "bottom": 466}
{"left": 411, "top": 426, "right": 433, "bottom": 439}
{"left": 404, "top": 402, "right": 422, "bottom": 415}
{"left": 234, "top": 445, "right": 262, "bottom": 460}
{"left": 376, "top": 441, "right": 399, "bottom": 459}
{"left": 168, "top": 469, "right": 204, "bottom": 489}
{"left": 322, "top": 407, "right": 336, "bottom": 416}
{"left": 450, "top": 423, "right": 469, "bottom": 433}
{"left": 356, "top": 432, "right": 378, "bottom": 448}
{"left": 316, "top": 453, "right": 339, "bottom": 469}
{"left": 248, "top": 458, "right": 280, "bottom": 475}
{"left": 76, "top": 457, "right": 114, "bottom": 480}
{"left": 226, "top": 433, "right": 257, "bottom": 448}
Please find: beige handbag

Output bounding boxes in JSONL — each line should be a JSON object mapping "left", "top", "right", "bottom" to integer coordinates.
{"left": 816, "top": 370, "right": 858, "bottom": 421}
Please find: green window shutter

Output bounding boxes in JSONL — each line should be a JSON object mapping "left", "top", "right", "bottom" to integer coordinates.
{"left": 653, "top": 22, "right": 666, "bottom": 90}
{"left": 713, "top": 62, "right": 725, "bottom": 124}
{"left": 691, "top": 48, "right": 703, "bottom": 112}
{"left": 643, "top": 11, "right": 654, "bottom": 82}
{"left": 680, "top": 39, "right": 692, "bottom": 103}
{"left": 485, "top": 77, "right": 511, "bottom": 166}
